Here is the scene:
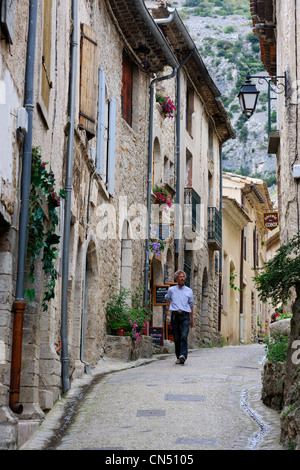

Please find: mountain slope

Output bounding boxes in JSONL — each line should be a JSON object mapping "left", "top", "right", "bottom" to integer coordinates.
{"left": 170, "top": 0, "right": 277, "bottom": 190}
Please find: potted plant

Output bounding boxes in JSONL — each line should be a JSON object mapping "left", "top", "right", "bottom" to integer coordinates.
{"left": 150, "top": 238, "right": 166, "bottom": 259}
{"left": 155, "top": 94, "right": 177, "bottom": 119}
{"left": 106, "top": 285, "right": 150, "bottom": 342}
{"left": 153, "top": 184, "right": 173, "bottom": 209}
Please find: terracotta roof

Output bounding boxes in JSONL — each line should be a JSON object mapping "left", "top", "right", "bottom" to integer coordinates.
{"left": 223, "top": 172, "right": 273, "bottom": 210}
{"left": 250, "top": 0, "right": 277, "bottom": 76}
{"left": 103, "top": 0, "right": 177, "bottom": 73}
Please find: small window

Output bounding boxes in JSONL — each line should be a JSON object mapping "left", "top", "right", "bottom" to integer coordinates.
{"left": 38, "top": 0, "right": 53, "bottom": 127}
{"left": 186, "top": 83, "right": 194, "bottom": 135}
{"left": 121, "top": 52, "right": 133, "bottom": 127}
{"left": 208, "top": 122, "right": 214, "bottom": 158}
{"left": 185, "top": 149, "right": 193, "bottom": 188}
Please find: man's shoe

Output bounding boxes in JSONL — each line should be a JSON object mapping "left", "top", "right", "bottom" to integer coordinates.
{"left": 179, "top": 355, "right": 186, "bottom": 364}
{"left": 175, "top": 358, "right": 181, "bottom": 364}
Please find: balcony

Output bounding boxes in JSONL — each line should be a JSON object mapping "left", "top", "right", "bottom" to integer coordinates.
{"left": 208, "top": 207, "right": 222, "bottom": 251}
{"left": 184, "top": 188, "right": 201, "bottom": 232}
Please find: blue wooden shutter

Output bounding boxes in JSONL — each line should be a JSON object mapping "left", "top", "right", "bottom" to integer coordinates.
{"left": 107, "top": 97, "right": 116, "bottom": 196}
{"left": 1, "top": 0, "right": 15, "bottom": 44}
{"left": 96, "top": 67, "right": 106, "bottom": 175}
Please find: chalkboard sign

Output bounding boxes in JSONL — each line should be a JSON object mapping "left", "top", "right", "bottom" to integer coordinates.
{"left": 153, "top": 284, "right": 169, "bottom": 305}
{"left": 149, "top": 327, "right": 164, "bottom": 346}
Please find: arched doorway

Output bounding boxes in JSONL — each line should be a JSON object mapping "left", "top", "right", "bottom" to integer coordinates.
{"left": 153, "top": 137, "right": 161, "bottom": 186}
{"left": 81, "top": 239, "right": 100, "bottom": 365}
{"left": 120, "top": 220, "right": 132, "bottom": 292}
{"left": 72, "top": 238, "right": 84, "bottom": 363}
{"left": 150, "top": 256, "right": 164, "bottom": 328}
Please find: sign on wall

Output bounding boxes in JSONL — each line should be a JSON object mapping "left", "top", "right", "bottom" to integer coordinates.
{"left": 263, "top": 212, "right": 279, "bottom": 231}
{"left": 153, "top": 285, "right": 169, "bottom": 305}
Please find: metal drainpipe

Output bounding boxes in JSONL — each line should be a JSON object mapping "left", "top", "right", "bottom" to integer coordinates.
{"left": 9, "top": 0, "right": 38, "bottom": 415}
{"left": 60, "top": 0, "right": 78, "bottom": 394}
{"left": 175, "top": 54, "right": 192, "bottom": 271}
{"left": 154, "top": 9, "right": 175, "bottom": 24}
{"left": 240, "top": 184, "right": 254, "bottom": 343}
{"left": 144, "top": 68, "right": 177, "bottom": 303}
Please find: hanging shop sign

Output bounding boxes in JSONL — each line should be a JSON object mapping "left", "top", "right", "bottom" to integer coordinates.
{"left": 263, "top": 212, "right": 279, "bottom": 231}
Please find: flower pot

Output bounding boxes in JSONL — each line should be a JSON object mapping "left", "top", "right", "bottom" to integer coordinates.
{"left": 116, "top": 328, "right": 125, "bottom": 336}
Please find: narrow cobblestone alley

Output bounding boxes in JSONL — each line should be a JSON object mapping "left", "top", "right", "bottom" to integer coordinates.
{"left": 21, "top": 344, "right": 282, "bottom": 453}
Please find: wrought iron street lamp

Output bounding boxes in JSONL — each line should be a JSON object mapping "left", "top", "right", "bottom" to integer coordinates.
{"left": 238, "top": 71, "right": 287, "bottom": 120}
{"left": 238, "top": 72, "right": 260, "bottom": 118}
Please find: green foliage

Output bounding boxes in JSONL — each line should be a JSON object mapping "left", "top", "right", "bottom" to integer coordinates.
{"left": 182, "top": 0, "right": 251, "bottom": 18}
{"left": 277, "top": 312, "right": 293, "bottom": 321}
{"left": 25, "top": 147, "right": 66, "bottom": 311}
{"left": 155, "top": 94, "right": 177, "bottom": 119}
{"left": 263, "top": 333, "right": 289, "bottom": 363}
{"left": 224, "top": 25, "right": 235, "bottom": 34}
{"left": 106, "top": 285, "right": 150, "bottom": 341}
{"left": 253, "top": 232, "right": 300, "bottom": 306}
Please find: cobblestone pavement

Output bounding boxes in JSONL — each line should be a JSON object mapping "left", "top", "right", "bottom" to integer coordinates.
{"left": 21, "top": 344, "right": 283, "bottom": 452}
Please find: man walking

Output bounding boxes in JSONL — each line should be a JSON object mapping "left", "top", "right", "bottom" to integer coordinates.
{"left": 165, "top": 270, "right": 194, "bottom": 364}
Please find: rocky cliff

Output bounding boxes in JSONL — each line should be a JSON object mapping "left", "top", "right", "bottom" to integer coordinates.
{"left": 171, "top": 0, "right": 277, "bottom": 193}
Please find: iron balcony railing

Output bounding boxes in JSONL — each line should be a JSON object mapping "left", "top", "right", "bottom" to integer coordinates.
{"left": 208, "top": 207, "right": 222, "bottom": 251}
{"left": 184, "top": 187, "right": 201, "bottom": 232}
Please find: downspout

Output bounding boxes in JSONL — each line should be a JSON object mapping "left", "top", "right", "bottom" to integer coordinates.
{"left": 240, "top": 183, "right": 255, "bottom": 344}
{"left": 144, "top": 68, "right": 177, "bottom": 303}
{"left": 9, "top": 0, "right": 38, "bottom": 415}
{"left": 175, "top": 54, "right": 192, "bottom": 271}
{"left": 60, "top": 0, "right": 78, "bottom": 394}
{"left": 155, "top": 9, "right": 175, "bottom": 24}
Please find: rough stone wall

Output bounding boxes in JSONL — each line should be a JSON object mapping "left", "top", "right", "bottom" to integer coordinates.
{"left": 280, "top": 291, "right": 300, "bottom": 450}
{"left": 276, "top": 0, "right": 300, "bottom": 245}
{"left": 274, "top": 0, "right": 300, "bottom": 450}
{"left": 0, "top": 0, "right": 32, "bottom": 449}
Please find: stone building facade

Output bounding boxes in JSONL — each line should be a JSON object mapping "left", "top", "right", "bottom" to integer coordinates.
{"left": 0, "top": 0, "right": 233, "bottom": 449}
{"left": 148, "top": 3, "right": 235, "bottom": 348}
{"left": 221, "top": 172, "right": 273, "bottom": 345}
{"left": 250, "top": 0, "right": 300, "bottom": 449}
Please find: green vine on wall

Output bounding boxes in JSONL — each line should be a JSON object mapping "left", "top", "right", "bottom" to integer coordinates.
{"left": 230, "top": 271, "right": 244, "bottom": 292}
{"left": 25, "top": 147, "right": 66, "bottom": 311}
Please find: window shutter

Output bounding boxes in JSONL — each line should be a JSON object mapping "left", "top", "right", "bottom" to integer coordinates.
{"left": 253, "top": 227, "right": 257, "bottom": 268}
{"left": 96, "top": 67, "right": 106, "bottom": 175}
{"left": 1, "top": 0, "right": 15, "bottom": 44}
{"left": 79, "top": 24, "right": 98, "bottom": 140}
{"left": 107, "top": 98, "right": 116, "bottom": 196}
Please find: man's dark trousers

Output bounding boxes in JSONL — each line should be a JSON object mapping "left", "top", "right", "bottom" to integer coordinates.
{"left": 171, "top": 312, "right": 190, "bottom": 359}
